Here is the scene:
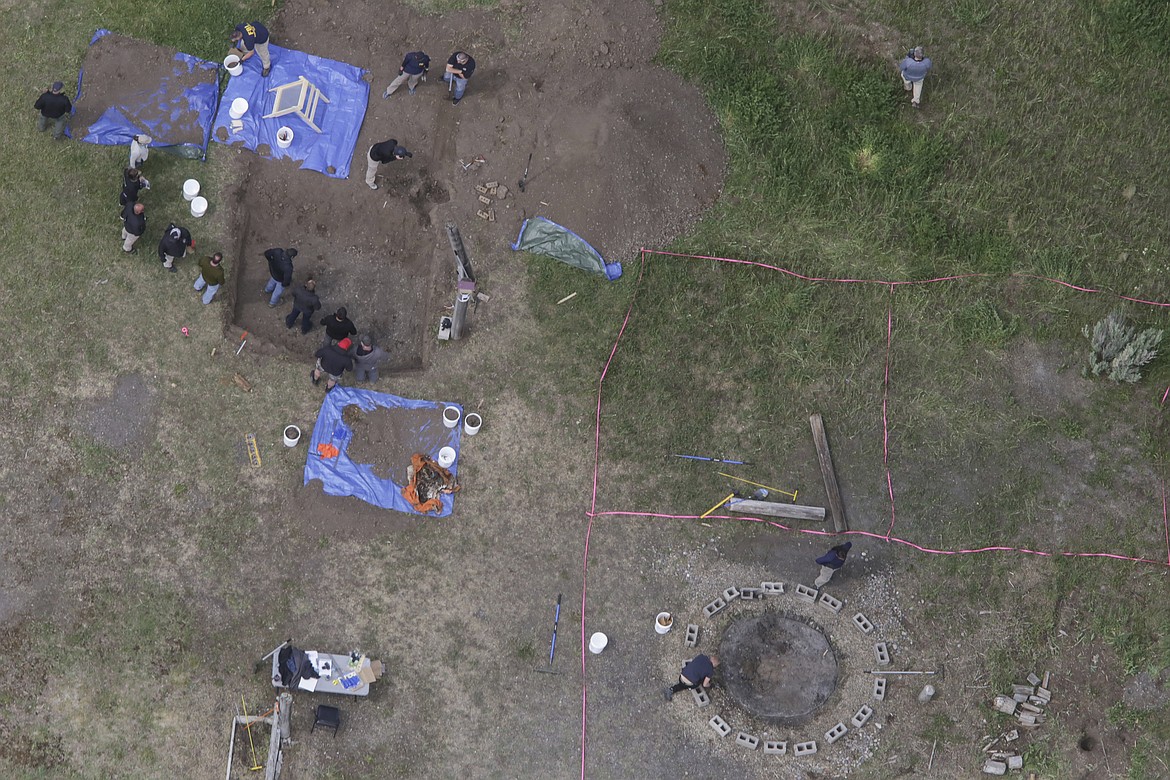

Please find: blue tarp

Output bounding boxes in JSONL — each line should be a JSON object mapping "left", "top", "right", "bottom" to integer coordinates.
{"left": 73, "top": 30, "right": 220, "bottom": 158}
{"left": 211, "top": 45, "right": 368, "bottom": 179}
{"left": 304, "top": 387, "right": 461, "bottom": 515}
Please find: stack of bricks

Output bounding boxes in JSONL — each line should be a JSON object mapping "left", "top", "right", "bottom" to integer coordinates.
{"left": 474, "top": 181, "right": 507, "bottom": 221}
{"left": 982, "top": 671, "right": 1051, "bottom": 774}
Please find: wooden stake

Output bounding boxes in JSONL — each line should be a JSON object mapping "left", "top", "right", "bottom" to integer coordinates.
{"left": 809, "top": 413, "right": 848, "bottom": 531}
{"left": 556, "top": 292, "right": 577, "bottom": 305}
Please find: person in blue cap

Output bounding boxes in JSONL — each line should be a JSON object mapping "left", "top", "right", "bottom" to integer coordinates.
{"left": 814, "top": 541, "right": 852, "bottom": 587}
{"left": 230, "top": 21, "right": 272, "bottom": 77}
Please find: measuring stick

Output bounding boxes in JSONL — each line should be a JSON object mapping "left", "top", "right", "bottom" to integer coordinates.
{"left": 863, "top": 670, "right": 937, "bottom": 675}
{"left": 699, "top": 493, "right": 735, "bottom": 519}
{"left": 716, "top": 472, "right": 798, "bottom": 500}
{"left": 673, "top": 454, "right": 754, "bottom": 465}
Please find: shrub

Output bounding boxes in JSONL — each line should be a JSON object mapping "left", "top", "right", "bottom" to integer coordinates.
{"left": 1082, "top": 311, "right": 1163, "bottom": 383}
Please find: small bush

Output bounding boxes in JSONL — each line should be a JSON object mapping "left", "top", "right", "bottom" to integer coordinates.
{"left": 1082, "top": 311, "right": 1163, "bottom": 383}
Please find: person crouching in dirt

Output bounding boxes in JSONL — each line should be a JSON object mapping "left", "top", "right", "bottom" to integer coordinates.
{"left": 353, "top": 337, "right": 388, "bottom": 383}
{"left": 230, "top": 21, "right": 272, "bottom": 77}
{"left": 312, "top": 337, "right": 353, "bottom": 391}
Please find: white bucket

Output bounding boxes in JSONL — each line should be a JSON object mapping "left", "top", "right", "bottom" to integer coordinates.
{"left": 437, "top": 446, "right": 456, "bottom": 468}
{"left": 275, "top": 127, "right": 294, "bottom": 149}
{"left": 463, "top": 413, "right": 482, "bottom": 436}
{"left": 190, "top": 196, "right": 208, "bottom": 218}
{"left": 229, "top": 97, "right": 249, "bottom": 120}
{"left": 442, "top": 406, "right": 461, "bottom": 428}
{"left": 655, "top": 612, "right": 674, "bottom": 635}
{"left": 224, "top": 55, "right": 243, "bottom": 77}
{"left": 283, "top": 425, "right": 301, "bottom": 448}
{"left": 588, "top": 632, "right": 608, "bottom": 655}
{"left": 918, "top": 685, "right": 936, "bottom": 703}
{"left": 182, "top": 179, "right": 200, "bottom": 201}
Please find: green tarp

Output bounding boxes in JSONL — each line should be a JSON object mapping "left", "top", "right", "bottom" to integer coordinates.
{"left": 510, "top": 217, "right": 622, "bottom": 280}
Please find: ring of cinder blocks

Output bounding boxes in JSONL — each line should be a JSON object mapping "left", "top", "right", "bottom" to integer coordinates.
{"left": 688, "top": 581, "right": 890, "bottom": 760}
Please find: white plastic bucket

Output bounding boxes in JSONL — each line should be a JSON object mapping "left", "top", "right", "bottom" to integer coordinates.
{"left": 918, "top": 685, "right": 936, "bottom": 703}
{"left": 655, "top": 612, "right": 674, "bottom": 635}
{"left": 229, "top": 97, "right": 249, "bottom": 120}
{"left": 463, "top": 413, "right": 482, "bottom": 436}
{"left": 437, "top": 446, "right": 456, "bottom": 468}
{"left": 190, "top": 196, "right": 208, "bottom": 218}
{"left": 283, "top": 425, "right": 301, "bottom": 448}
{"left": 224, "top": 55, "right": 243, "bottom": 77}
{"left": 182, "top": 179, "right": 200, "bottom": 201}
{"left": 275, "top": 127, "right": 294, "bottom": 149}
{"left": 588, "top": 632, "right": 608, "bottom": 655}
{"left": 442, "top": 406, "right": 461, "bottom": 428}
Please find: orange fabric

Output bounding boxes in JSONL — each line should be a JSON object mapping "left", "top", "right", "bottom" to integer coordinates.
{"left": 316, "top": 442, "right": 340, "bottom": 459}
{"left": 402, "top": 453, "right": 455, "bottom": 514}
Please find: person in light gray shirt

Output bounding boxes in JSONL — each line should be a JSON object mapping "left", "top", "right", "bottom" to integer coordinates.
{"left": 353, "top": 337, "right": 388, "bottom": 382}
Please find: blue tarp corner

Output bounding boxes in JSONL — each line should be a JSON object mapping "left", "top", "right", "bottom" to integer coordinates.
{"left": 304, "top": 387, "right": 461, "bottom": 515}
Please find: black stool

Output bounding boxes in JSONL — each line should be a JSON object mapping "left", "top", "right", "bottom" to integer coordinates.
{"left": 311, "top": 704, "right": 341, "bottom": 737}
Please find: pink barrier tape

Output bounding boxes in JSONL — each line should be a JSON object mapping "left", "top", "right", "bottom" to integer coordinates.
{"left": 1162, "top": 385, "right": 1170, "bottom": 406}
{"left": 882, "top": 287, "right": 898, "bottom": 540}
{"left": 1164, "top": 480, "right": 1170, "bottom": 566}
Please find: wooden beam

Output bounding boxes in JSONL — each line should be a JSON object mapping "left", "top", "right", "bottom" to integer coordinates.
{"left": 728, "top": 499, "right": 825, "bottom": 521}
{"left": 809, "top": 413, "right": 848, "bottom": 531}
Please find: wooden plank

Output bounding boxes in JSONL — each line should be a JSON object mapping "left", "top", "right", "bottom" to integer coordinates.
{"left": 809, "top": 413, "right": 848, "bottom": 531}
{"left": 728, "top": 499, "right": 825, "bottom": 521}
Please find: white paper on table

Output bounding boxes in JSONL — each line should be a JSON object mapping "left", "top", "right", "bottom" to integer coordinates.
{"left": 297, "top": 676, "right": 317, "bottom": 691}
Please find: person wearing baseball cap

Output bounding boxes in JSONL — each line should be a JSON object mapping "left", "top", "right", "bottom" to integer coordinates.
{"left": 230, "top": 21, "right": 272, "bottom": 77}
{"left": 311, "top": 338, "right": 354, "bottom": 391}
{"left": 365, "top": 138, "right": 413, "bottom": 190}
{"left": 34, "top": 81, "right": 72, "bottom": 140}
{"left": 814, "top": 541, "right": 853, "bottom": 587}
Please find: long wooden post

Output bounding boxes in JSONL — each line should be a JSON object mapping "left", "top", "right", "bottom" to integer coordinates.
{"left": 809, "top": 413, "right": 848, "bottom": 532}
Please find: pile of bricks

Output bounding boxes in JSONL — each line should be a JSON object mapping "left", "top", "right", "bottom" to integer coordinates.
{"left": 475, "top": 181, "right": 509, "bottom": 221}
{"left": 981, "top": 672, "right": 1052, "bottom": 775}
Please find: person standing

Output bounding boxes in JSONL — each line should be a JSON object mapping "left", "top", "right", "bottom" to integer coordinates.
{"left": 443, "top": 51, "right": 476, "bottom": 105}
{"left": 383, "top": 51, "right": 431, "bottom": 98}
{"left": 193, "top": 253, "right": 226, "bottom": 304}
{"left": 664, "top": 654, "right": 719, "bottom": 701}
{"left": 34, "top": 81, "right": 72, "bottom": 140}
{"left": 320, "top": 307, "right": 357, "bottom": 347}
{"left": 158, "top": 223, "right": 194, "bottom": 273}
{"left": 353, "top": 337, "right": 388, "bottom": 382}
{"left": 285, "top": 278, "right": 321, "bottom": 334}
{"left": 311, "top": 337, "right": 354, "bottom": 391}
{"left": 231, "top": 21, "right": 272, "bottom": 77}
{"left": 121, "top": 202, "right": 146, "bottom": 253}
{"left": 364, "top": 139, "right": 413, "bottom": 190}
{"left": 814, "top": 541, "right": 853, "bottom": 587}
{"left": 263, "top": 246, "right": 296, "bottom": 307}
{"left": 119, "top": 167, "right": 150, "bottom": 209}
{"left": 898, "top": 46, "right": 932, "bottom": 108}
{"left": 129, "top": 134, "right": 152, "bottom": 168}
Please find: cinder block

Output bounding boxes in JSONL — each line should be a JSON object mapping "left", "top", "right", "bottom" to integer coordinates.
{"left": 852, "top": 612, "right": 874, "bottom": 634}
{"left": 722, "top": 586, "right": 741, "bottom": 602}
{"left": 873, "top": 677, "right": 887, "bottom": 701}
{"left": 874, "top": 642, "right": 891, "bottom": 666}
{"left": 708, "top": 715, "right": 731, "bottom": 737}
{"left": 818, "top": 592, "right": 843, "bottom": 614}
{"left": 760, "top": 581, "right": 785, "bottom": 595}
{"left": 1026, "top": 673, "right": 1041, "bottom": 686}
{"left": 793, "top": 740, "right": 817, "bottom": 756}
{"left": 851, "top": 704, "right": 874, "bottom": 728}
{"left": 739, "top": 587, "right": 763, "bottom": 601}
{"left": 981, "top": 759, "right": 1007, "bottom": 775}
{"left": 735, "top": 732, "right": 760, "bottom": 750}
{"left": 690, "top": 687, "right": 710, "bottom": 709}
{"left": 703, "top": 597, "right": 727, "bottom": 618}
{"left": 763, "top": 740, "right": 787, "bottom": 755}
{"left": 794, "top": 583, "right": 817, "bottom": 603}
{"left": 1007, "top": 755, "right": 1023, "bottom": 770}
{"left": 684, "top": 624, "right": 699, "bottom": 648}
{"left": 825, "top": 722, "right": 848, "bottom": 744}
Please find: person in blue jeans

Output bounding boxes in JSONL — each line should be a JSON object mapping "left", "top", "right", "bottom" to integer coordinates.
{"left": 443, "top": 51, "right": 476, "bottom": 104}
{"left": 664, "top": 654, "right": 719, "bottom": 701}
{"left": 263, "top": 246, "right": 296, "bottom": 307}
{"left": 193, "top": 253, "right": 226, "bottom": 304}
{"left": 898, "top": 46, "right": 932, "bottom": 108}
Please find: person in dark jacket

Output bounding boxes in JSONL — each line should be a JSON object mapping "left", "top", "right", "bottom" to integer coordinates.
{"left": 193, "top": 253, "right": 226, "bottom": 304}
{"left": 382, "top": 51, "right": 431, "bottom": 98}
{"left": 321, "top": 307, "right": 357, "bottom": 347}
{"left": 311, "top": 337, "right": 353, "bottom": 391}
{"left": 230, "top": 21, "right": 272, "bottom": 76}
{"left": 664, "top": 654, "right": 719, "bottom": 701}
{"left": 121, "top": 202, "right": 146, "bottom": 253}
{"left": 285, "top": 278, "right": 321, "bottom": 334}
{"left": 158, "top": 223, "right": 193, "bottom": 273}
{"left": 814, "top": 541, "right": 853, "bottom": 587}
{"left": 353, "top": 336, "right": 388, "bottom": 382}
{"left": 365, "top": 139, "right": 412, "bottom": 190}
{"left": 34, "top": 81, "right": 72, "bottom": 140}
{"left": 119, "top": 167, "right": 150, "bottom": 209}
{"left": 263, "top": 247, "right": 296, "bottom": 307}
